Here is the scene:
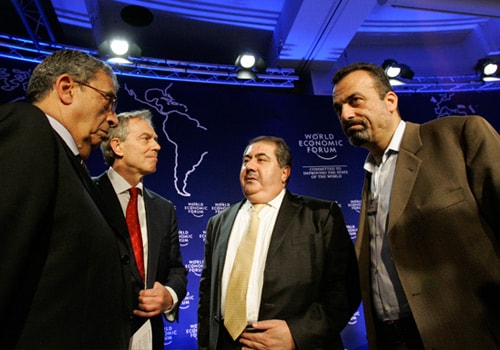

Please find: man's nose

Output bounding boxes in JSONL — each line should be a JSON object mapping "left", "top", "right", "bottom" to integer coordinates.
{"left": 340, "top": 104, "right": 355, "bottom": 121}
{"left": 107, "top": 111, "right": 118, "bottom": 127}
{"left": 153, "top": 139, "right": 161, "bottom": 151}
{"left": 244, "top": 160, "right": 257, "bottom": 172}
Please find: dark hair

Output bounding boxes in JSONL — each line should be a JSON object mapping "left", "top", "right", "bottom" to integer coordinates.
{"left": 246, "top": 135, "right": 292, "bottom": 169}
{"left": 332, "top": 62, "right": 393, "bottom": 100}
{"left": 101, "top": 109, "right": 153, "bottom": 166}
{"left": 26, "top": 49, "right": 118, "bottom": 103}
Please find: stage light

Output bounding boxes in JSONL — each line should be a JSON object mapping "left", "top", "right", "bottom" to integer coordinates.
{"left": 98, "top": 38, "right": 142, "bottom": 64}
{"left": 110, "top": 39, "right": 129, "bottom": 56}
{"left": 475, "top": 57, "right": 500, "bottom": 82}
{"left": 235, "top": 52, "right": 266, "bottom": 80}
{"left": 382, "top": 59, "right": 414, "bottom": 85}
{"left": 239, "top": 54, "right": 256, "bottom": 69}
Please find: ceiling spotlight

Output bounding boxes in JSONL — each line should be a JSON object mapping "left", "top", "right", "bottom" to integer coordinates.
{"left": 239, "top": 54, "right": 256, "bottom": 69}
{"left": 98, "top": 38, "right": 142, "bottom": 64}
{"left": 475, "top": 57, "right": 500, "bottom": 82}
{"left": 110, "top": 39, "right": 129, "bottom": 56}
{"left": 235, "top": 52, "right": 267, "bottom": 80}
{"left": 382, "top": 59, "right": 414, "bottom": 85}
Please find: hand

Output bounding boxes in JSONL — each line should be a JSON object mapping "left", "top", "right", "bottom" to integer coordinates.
{"left": 133, "top": 281, "right": 173, "bottom": 317}
{"left": 239, "top": 319, "right": 296, "bottom": 350}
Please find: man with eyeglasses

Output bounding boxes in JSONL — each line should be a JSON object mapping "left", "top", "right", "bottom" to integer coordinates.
{"left": 73, "top": 79, "right": 118, "bottom": 112}
{"left": 0, "top": 49, "right": 133, "bottom": 348}
{"left": 72, "top": 78, "right": 119, "bottom": 152}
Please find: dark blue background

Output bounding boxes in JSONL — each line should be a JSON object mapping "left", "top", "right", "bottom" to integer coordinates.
{"left": 1, "top": 57, "right": 498, "bottom": 349}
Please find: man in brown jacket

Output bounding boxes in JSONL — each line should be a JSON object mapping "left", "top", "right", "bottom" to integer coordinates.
{"left": 332, "top": 62, "right": 500, "bottom": 349}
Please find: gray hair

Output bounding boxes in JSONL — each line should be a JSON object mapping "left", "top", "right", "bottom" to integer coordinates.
{"left": 26, "top": 49, "right": 118, "bottom": 103}
{"left": 101, "top": 109, "right": 154, "bottom": 166}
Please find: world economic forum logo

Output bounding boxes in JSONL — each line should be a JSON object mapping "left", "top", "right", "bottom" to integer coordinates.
{"left": 298, "top": 133, "right": 344, "bottom": 160}
{"left": 184, "top": 202, "right": 208, "bottom": 218}
{"left": 180, "top": 291, "right": 194, "bottom": 310}
{"left": 186, "top": 259, "right": 204, "bottom": 277}
{"left": 164, "top": 325, "right": 177, "bottom": 346}
{"left": 178, "top": 229, "right": 193, "bottom": 247}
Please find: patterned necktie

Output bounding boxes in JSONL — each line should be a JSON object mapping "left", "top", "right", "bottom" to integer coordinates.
{"left": 126, "top": 187, "right": 145, "bottom": 282}
{"left": 80, "top": 159, "right": 88, "bottom": 174}
{"left": 224, "top": 203, "right": 266, "bottom": 340}
{"left": 75, "top": 154, "right": 89, "bottom": 175}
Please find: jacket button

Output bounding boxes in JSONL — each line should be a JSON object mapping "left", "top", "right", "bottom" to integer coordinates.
{"left": 121, "top": 255, "right": 131, "bottom": 264}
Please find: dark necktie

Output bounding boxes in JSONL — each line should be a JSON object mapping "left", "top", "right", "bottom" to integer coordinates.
{"left": 80, "top": 158, "right": 89, "bottom": 174}
{"left": 126, "top": 187, "right": 145, "bottom": 282}
{"left": 75, "top": 154, "right": 89, "bottom": 175}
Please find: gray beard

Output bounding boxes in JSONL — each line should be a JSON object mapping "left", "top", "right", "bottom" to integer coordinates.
{"left": 348, "top": 129, "right": 370, "bottom": 147}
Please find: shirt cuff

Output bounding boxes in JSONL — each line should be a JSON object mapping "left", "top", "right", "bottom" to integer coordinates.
{"left": 163, "top": 286, "right": 178, "bottom": 321}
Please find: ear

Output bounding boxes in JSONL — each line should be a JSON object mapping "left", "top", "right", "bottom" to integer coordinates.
{"left": 55, "top": 74, "right": 74, "bottom": 106}
{"left": 281, "top": 166, "right": 291, "bottom": 184}
{"left": 110, "top": 138, "right": 124, "bottom": 157}
{"left": 385, "top": 91, "right": 399, "bottom": 113}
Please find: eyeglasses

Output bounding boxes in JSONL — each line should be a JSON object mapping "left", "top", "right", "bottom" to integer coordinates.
{"left": 74, "top": 80, "right": 117, "bottom": 112}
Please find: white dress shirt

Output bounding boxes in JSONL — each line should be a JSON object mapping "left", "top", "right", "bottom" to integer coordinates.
{"left": 221, "top": 189, "right": 286, "bottom": 323}
{"left": 106, "top": 167, "right": 178, "bottom": 316}
{"left": 107, "top": 167, "right": 149, "bottom": 277}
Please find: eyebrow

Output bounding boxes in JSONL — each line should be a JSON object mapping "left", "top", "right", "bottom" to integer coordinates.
{"left": 244, "top": 152, "right": 270, "bottom": 159}
{"left": 336, "top": 92, "right": 359, "bottom": 103}
{"left": 138, "top": 131, "right": 158, "bottom": 139}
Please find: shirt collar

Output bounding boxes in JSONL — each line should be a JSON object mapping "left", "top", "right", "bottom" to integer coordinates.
{"left": 45, "top": 114, "right": 79, "bottom": 156}
{"left": 243, "top": 188, "right": 286, "bottom": 211}
{"left": 107, "top": 167, "right": 144, "bottom": 195}
{"left": 364, "top": 120, "right": 406, "bottom": 173}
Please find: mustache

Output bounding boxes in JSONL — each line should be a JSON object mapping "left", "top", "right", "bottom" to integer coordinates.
{"left": 343, "top": 120, "right": 369, "bottom": 136}
{"left": 343, "top": 119, "right": 367, "bottom": 129}
{"left": 244, "top": 170, "right": 258, "bottom": 180}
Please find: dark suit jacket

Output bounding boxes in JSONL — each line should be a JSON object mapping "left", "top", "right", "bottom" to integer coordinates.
{"left": 0, "top": 102, "right": 132, "bottom": 348}
{"left": 94, "top": 172, "right": 187, "bottom": 349}
{"left": 356, "top": 116, "right": 500, "bottom": 349}
{"left": 198, "top": 190, "right": 360, "bottom": 350}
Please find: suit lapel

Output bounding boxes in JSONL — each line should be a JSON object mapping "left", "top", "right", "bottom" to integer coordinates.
{"left": 265, "top": 191, "right": 300, "bottom": 267}
{"left": 58, "top": 136, "right": 105, "bottom": 209}
{"left": 356, "top": 175, "right": 371, "bottom": 259}
{"left": 217, "top": 203, "right": 242, "bottom": 272}
{"left": 94, "top": 173, "right": 148, "bottom": 285}
{"left": 387, "top": 122, "right": 422, "bottom": 234}
{"left": 93, "top": 173, "right": 130, "bottom": 240}
{"left": 143, "top": 188, "right": 160, "bottom": 288}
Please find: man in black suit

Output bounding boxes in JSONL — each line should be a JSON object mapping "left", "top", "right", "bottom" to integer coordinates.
{"left": 198, "top": 135, "right": 360, "bottom": 349}
{"left": 0, "top": 50, "right": 132, "bottom": 348}
{"left": 94, "top": 109, "right": 187, "bottom": 349}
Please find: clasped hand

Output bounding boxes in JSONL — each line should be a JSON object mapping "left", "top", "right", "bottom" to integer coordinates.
{"left": 239, "top": 319, "right": 296, "bottom": 350}
{"left": 133, "top": 281, "right": 173, "bottom": 317}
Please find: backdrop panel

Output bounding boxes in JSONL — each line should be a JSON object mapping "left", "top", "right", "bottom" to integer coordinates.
{"left": 1, "top": 57, "right": 498, "bottom": 349}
